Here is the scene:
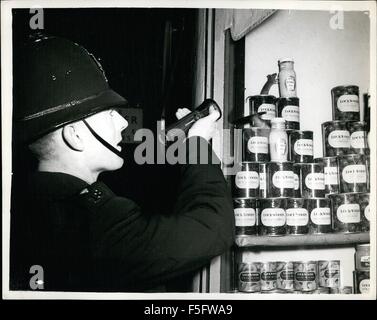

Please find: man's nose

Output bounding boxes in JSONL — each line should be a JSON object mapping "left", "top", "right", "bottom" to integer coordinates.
{"left": 115, "top": 111, "right": 128, "bottom": 131}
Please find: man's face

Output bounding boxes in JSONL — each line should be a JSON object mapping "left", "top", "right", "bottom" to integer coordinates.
{"left": 84, "top": 109, "right": 128, "bottom": 171}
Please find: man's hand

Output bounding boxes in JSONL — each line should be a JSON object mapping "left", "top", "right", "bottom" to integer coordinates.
{"left": 175, "top": 106, "right": 220, "bottom": 142}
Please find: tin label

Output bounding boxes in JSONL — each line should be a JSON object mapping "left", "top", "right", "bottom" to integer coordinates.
{"left": 259, "top": 172, "right": 266, "bottom": 190}
{"left": 234, "top": 208, "right": 256, "bottom": 227}
{"left": 364, "top": 205, "right": 370, "bottom": 221}
{"left": 239, "top": 272, "right": 261, "bottom": 282}
{"left": 261, "top": 208, "right": 286, "bottom": 227}
{"left": 359, "top": 279, "right": 370, "bottom": 294}
{"left": 258, "top": 104, "right": 276, "bottom": 120}
{"left": 294, "top": 139, "right": 313, "bottom": 156}
{"left": 342, "top": 165, "right": 367, "bottom": 184}
{"left": 311, "top": 208, "right": 331, "bottom": 225}
{"left": 295, "top": 272, "right": 316, "bottom": 282}
{"left": 247, "top": 136, "right": 269, "bottom": 154}
{"left": 279, "top": 270, "right": 294, "bottom": 280}
{"left": 282, "top": 105, "right": 299, "bottom": 122}
{"left": 328, "top": 130, "right": 350, "bottom": 148}
{"left": 324, "top": 167, "right": 338, "bottom": 185}
{"left": 285, "top": 76, "right": 296, "bottom": 92}
{"left": 337, "top": 204, "right": 360, "bottom": 223}
{"left": 350, "top": 131, "right": 366, "bottom": 149}
{"left": 286, "top": 208, "right": 309, "bottom": 226}
{"left": 337, "top": 94, "right": 359, "bottom": 112}
{"left": 305, "top": 173, "right": 325, "bottom": 190}
{"left": 272, "top": 171, "right": 294, "bottom": 189}
{"left": 235, "top": 171, "right": 259, "bottom": 189}
{"left": 261, "top": 272, "right": 277, "bottom": 281}
{"left": 294, "top": 173, "right": 299, "bottom": 190}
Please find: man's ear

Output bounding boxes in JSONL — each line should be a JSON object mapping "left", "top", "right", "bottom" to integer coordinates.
{"left": 62, "top": 123, "right": 85, "bottom": 151}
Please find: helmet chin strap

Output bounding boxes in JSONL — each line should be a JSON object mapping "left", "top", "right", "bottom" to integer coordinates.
{"left": 82, "top": 119, "right": 123, "bottom": 158}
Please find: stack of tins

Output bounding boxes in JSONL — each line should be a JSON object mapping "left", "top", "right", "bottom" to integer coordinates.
{"left": 233, "top": 84, "right": 370, "bottom": 240}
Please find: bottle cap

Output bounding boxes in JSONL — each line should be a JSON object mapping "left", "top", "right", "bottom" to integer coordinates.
{"left": 271, "top": 117, "right": 286, "bottom": 124}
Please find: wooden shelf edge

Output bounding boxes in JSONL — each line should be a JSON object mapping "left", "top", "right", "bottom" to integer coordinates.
{"left": 235, "top": 232, "right": 370, "bottom": 248}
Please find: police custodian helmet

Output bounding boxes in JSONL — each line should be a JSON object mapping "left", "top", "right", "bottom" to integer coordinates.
{"left": 14, "top": 35, "right": 128, "bottom": 144}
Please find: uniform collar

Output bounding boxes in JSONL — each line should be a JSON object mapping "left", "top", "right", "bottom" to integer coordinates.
{"left": 28, "top": 171, "right": 90, "bottom": 199}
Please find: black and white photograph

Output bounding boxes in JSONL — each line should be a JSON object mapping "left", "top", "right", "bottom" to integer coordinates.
{"left": 1, "top": 0, "right": 376, "bottom": 302}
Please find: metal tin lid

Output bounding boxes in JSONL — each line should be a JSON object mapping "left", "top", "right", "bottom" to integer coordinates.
{"left": 356, "top": 243, "right": 370, "bottom": 249}
{"left": 279, "top": 58, "right": 294, "bottom": 63}
{"left": 321, "top": 120, "right": 349, "bottom": 126}
{"left": 331, "top": 85, "right": 359, "bottom": 91}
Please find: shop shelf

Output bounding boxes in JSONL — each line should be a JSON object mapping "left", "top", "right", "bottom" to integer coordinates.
{"left": 235, "top": 232, "right": 370, "bottom": 248}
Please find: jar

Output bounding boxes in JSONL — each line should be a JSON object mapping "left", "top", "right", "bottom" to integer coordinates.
{"left": 266, "top": 161, "right": 294, "bottom": 198}
{"left": 338, "top": 154, "right": 368, "bottom": 193}
{"left": 258, "top": 198, "right": 287, "bottom": 236}
{"left": 276, "top": 261, "right": 294, "bottom": 292}
{"left": 328, "top": 193, "right": 361, "bottom": 233}
{"left": 269, "top": 118, "right": 288, "bottom": 162}
{"left": 347, "top": 121, "right": 369, "bottom": 155}
{"left": 242, "top": 128, "right": 270, "bottom": 162}
{"left": 288, "top": 130, "right": 313, "bottom": 163}
{"left": 354, "top": 270, "right": 370, "bottom": 294}
{"left": 278, "top": 58, "right": 297, "bottom": 98}
{"left": 259, "top": 163, "right": 267, "bottom": 198}
{"left": 318, "top": 260, "right": 340, "bottom": 288}
{"left": 314, "top": 157, "right": 339, "bottom": 195}
{"left": 233, "top": 162, "right": 260, "bottom": 197}
{"left": 322, "top": 120, "right": 350, "bottom": 157}
{"left": 355, "top": 244, "right": 370, "bottom": 271}
{"left": 246, "top": 94, "right": 277, "bottom": 124}
{"left": 276, "top": 97, "right": 300, "bottom": 130}
{"left": 233, "top": 198, "right": 258, "bottom": 236}
{"left": 305, "top": 198, "right": 332, "bottom": 234}
{"left": 286, "top": 198, "right": 309, "bottom": 235}
{"left": 295, "top": 163, "right": 326, "bottom": 198}
{"left": 261, "top": 262, "right": 278, "bottom": 292}
{"left": 293, "top": 261, "right": 318, "bottom": 292}
{"left": 237, "top": 262, "right": 262, "bottom": 293}
{"left": 331, "top": 85, "right": 360, "bottom": 121}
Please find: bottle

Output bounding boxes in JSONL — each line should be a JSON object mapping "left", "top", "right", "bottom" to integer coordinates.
{"left": 269, "top": 117, "right": 288, "bottom": 161}
{"left": 278, "top": 58, "right": 297, "bottom": 98}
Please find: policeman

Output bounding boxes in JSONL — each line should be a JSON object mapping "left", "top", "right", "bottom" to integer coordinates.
{"left": 11, "top": 35, "right": 235, "bottom": 292}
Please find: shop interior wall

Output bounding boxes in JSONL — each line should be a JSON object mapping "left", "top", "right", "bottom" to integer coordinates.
{"left": 243, "top": 10, "right": 370, "bottom": 288}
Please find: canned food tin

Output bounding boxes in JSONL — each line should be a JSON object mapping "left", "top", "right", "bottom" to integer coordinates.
{"left": 288, "top": 130, "right": 313, "bottom": 163}
{"left": 233, "top": 198, "right": 258, "bottom": 236}
{"left": 261, "top": 262, "right": 278, "bottom": 292}
{"left": 286, "top": 198, "right": 309, "bottom": 235}
{"left": 259, "top": 163, "right": 267, "bottom": 198}
{"left": 276, "top": 97, "right": 300, "bottom": 130}
{"left": 318, "top": 260, "right": 340, "bottom": 288}
{"left": 359, "top": 193, "right": 370, "bottom": 232}
{"left": 354, "top": 270, "right": 370, "bottom": 294}
{"left": 233, "top": 162, "right": 260, "bottom": 197}
{"left": 331, "top": 85, "right": 360, "bottom": 121}
{"left": 292, "top": 163, "right": 301, "bottom": 197}
{"left": 276, "top": 261, "right": 294, "bottom": 291}
{"left": 305, "top": 198, "right": 332, "bottom": 234}
{"left": 347, "top": 121, "right": 369, "bottom": 155}
{"left": 242, "top": 128, "right": 270, "bottom": 162}
{"left": 266, "top": 161, "right": 294, "bottom": 198}
{"left": 338, "top": 154, "right": 368, "bottom": 193}
{"left": 355, "top": 244, "right": 370, "bottom": 271}
{"left": 258, "top": 198, "right": 287, "bottom": 236}
{"left": 314, "top": 157, "right": 339, "bottom": 195}
{"left": 247, "top": 94, "right": 277, "bottom": 123}
{"left": 295, "top": 163, "right": 325, "bottom": 198}
{"left": 293, "top": 261, "right": 318, "bottom": 292}
{"left": 328, "top": 193, "right": 361, "bottom": 233}
{"left": 322, "top": 120, "right": 350, "bottom": 157}
{"left": 237, "top": 262, "right": 262, "bottom": 293}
